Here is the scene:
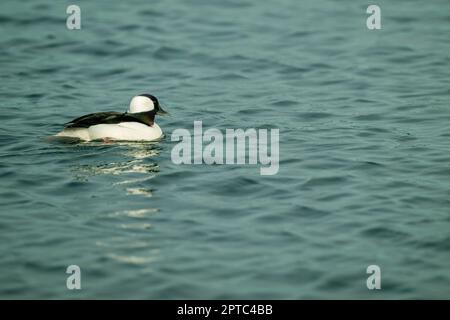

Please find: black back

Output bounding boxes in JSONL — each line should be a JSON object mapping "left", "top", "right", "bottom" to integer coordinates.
{"left": 64, "top": 111, "right": 156, "bottom": 128}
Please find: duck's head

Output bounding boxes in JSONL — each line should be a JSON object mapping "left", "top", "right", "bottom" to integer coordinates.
{"left": 128, "top": 94, "right": 168, "bottom": 115}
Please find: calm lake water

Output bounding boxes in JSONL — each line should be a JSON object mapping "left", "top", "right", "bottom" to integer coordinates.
{"left": 1, "top": 0, "right": 450, "bottom": 299}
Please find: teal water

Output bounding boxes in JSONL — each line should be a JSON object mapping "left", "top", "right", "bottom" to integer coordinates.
{"left": 1, "top": 0, "right": 450, "bottom": 299}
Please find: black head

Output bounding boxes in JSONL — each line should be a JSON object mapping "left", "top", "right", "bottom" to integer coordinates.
{"left": 138, "top": 94, "right": 168, "bottom": 115}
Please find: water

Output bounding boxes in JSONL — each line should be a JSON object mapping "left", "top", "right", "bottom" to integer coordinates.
{"left": 1, "top": 0, "right": 450, "bottom": 299}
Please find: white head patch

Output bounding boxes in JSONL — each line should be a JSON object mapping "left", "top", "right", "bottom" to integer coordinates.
{"left": 128, "top": 96, "right": 154, "bottom": 113}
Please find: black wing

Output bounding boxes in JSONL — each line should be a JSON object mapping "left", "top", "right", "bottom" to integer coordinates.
{"left": 65, "top": 112, "right": 149, "bottom": 128}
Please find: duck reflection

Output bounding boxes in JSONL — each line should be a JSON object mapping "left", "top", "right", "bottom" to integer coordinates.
{"left": 70, "top": 142, "right": 162, "bottom": 266}
{"left": 73, "top": 142, "right": 161, "bottom": 178}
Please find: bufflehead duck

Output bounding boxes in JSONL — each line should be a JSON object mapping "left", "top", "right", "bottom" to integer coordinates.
{"left": 56, "top": 94, "right": 167, "bottom": 142}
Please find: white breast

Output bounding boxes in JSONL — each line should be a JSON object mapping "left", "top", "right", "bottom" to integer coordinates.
{"left": 56, "top": 122, "right": 163, "bottom": 141}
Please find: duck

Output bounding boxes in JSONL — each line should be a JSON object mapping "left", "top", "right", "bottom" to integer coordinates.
{"left": 55, "top": 94, "right": 167, "bottom": 142}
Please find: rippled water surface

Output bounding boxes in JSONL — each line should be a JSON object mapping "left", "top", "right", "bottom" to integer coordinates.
{"left": 1, "top": 0, "right": 450, "bottom": 299}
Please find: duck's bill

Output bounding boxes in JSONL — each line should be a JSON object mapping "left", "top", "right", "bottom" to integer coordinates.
{"left": 157, "top": 105, "right": 169, "bottom": 115}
